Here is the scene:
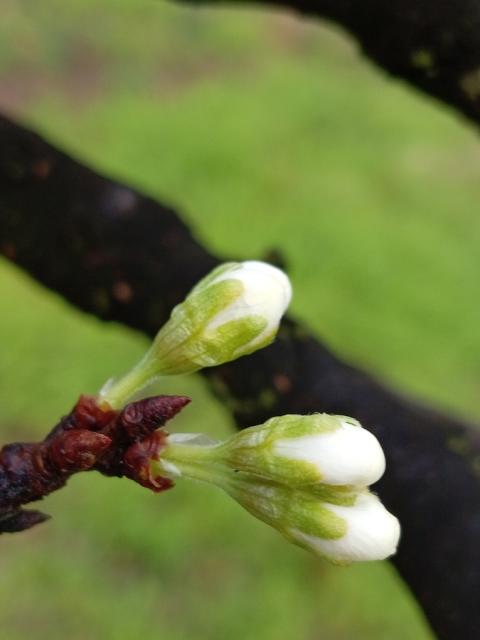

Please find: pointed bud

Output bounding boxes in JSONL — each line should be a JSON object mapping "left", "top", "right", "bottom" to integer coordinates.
{"left": 100, "top": 261, "right": 291, "bottom": 408}
{"left": 114, "top": 395, "right": 191, "bottom": 441}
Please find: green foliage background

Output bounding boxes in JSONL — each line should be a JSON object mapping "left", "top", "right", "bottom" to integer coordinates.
{"left": 2, "top": 1, "right": 480, "bottom": 637}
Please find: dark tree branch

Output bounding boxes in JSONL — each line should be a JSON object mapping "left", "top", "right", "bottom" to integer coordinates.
{"left": 0, "top": 114, "right": 479, "bottom": 639}
{"left": 180, "top": 0, "right": 480, "bottom": 127}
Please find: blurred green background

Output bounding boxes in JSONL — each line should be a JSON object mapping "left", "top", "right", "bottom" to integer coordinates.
{"left": 2, "top": 0, "right": 480, "bottom": 637}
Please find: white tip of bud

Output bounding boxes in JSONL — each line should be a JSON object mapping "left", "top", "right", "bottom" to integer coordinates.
{"left": 291, "top": 492, "right": 400, "bottom": 563}
{"left": 273, "top": 417, "right": 386, "bottom": 486}
{"left": 206, "top": 260, "right": 292, "bottom": 355}
{"left": 100, "top": 261, "right": 292, "bottom": 407}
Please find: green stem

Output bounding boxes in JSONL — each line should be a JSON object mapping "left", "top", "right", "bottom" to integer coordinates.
{"left": 100, "top": 353, "right": 159, "bottom": 409}
{"left": 157, "top": 440, "right": 279, "bottom": 502}
{"left": 158, "top": 441, "right": 231, "bottom": 487}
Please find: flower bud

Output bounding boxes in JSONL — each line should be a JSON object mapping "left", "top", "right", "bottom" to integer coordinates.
{"left": 100, "top": 261, "right": 291, "bottom": 408}
{"left": 218, "top": 414, "right": 386, "bottom": 487}
{"left": 219, "top": 481, "right": 399, "bottom": 563}
{"left": 150, "top": 413, "right": 400, "bottom": 564}
{"left": 286, "top": 491, "right": 400, "bottom": 563}
{"left": 151, "top": 260, "right": 292, "bottom": 371}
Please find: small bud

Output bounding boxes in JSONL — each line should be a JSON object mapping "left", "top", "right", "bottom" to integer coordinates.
{"left": 216, "top": 481, "right": 399, "bottom": 563}
{"left": 147, "top": 260, "right": 291, "bottom": 373}
{"left": 100, "top": 261, "right": 291, "bottom": 408}
{"left": 286, "top": 491, "right": 401, "bottom": 564}
{"left": 148, "top": 413, "right": 400, "bottom": 564}
{"left": 220, "top": 414, "right": 386, "bottom": 487}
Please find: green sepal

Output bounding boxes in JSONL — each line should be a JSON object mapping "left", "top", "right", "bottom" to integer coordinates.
{"left": 216, "top": 414, "right": 342, "bottom": 486}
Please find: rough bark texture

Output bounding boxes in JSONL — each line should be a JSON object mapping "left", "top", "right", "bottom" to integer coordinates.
{"left": 181, "top": 0, "right": 480, "bottom": 127}
{"left": 0, "top": 114, "right": 479, "bottom": 639}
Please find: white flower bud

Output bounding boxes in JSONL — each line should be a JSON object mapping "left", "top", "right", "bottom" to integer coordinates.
{"left": 154, "top": 260, "right": 291, "bottom": 373}
{"left": 272, "top": 416, "right": 385, "bottom": 486}
{"left": 220, "top": 414, "right": 385, "bottom": 488}
{"left": 289, "top": 491, "right": 400, "bottom": 563}
{"left": 100, "top": 261, "right": 291, "bottom": 408}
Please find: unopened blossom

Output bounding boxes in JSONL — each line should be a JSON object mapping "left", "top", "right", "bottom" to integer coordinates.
{"left": 285, "top": 490, "right": 400, "bottom": 563}
{"left": 149, "top": 414, "right": 400, "bottom": 564}
{"left": 100, "top": 261, "right": 292, "bottom": 408}
{"left": 219, "top": 413, "right": 386, "bottom": 487}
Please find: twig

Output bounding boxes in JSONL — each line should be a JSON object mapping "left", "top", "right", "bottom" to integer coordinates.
{"left": 0, "top": 394, "right": 190, "bottom": 534}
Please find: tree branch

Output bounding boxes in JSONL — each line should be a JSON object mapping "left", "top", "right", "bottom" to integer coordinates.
{"left": 0, "top": 114, "right": 479, "bottom": 638}
{"left": 179, "top": 0, "right": 480, "bottom": 127}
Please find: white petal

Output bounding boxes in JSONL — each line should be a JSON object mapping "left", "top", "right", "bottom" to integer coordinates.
{"left": 273, "top": 420, "right": 386, "bottom": 486}
{"left": 159, "top": 459, "right": 182, "bottom": 477}
{"left": 207, "top": 261, "right": 292, "bottom": 342}
{"left": 291, "top": 492, "right": 400, "bottom": 562}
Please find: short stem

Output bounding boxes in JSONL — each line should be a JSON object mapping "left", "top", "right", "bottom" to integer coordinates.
{"left": 159, "top": 442, "right": 230, "bottom": 487}
{"left": 157, "top": 441, "right": 276, "bottom": 504}
{"left": 99, "top": 354, "right": 159, "bottom": 409}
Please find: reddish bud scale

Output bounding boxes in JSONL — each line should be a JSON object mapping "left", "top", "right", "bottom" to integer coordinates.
{"left": 94, "top": 395, "right": 190, "bottom": 478}
{"left": 115, "top": 395, "right": 190, "bottom": 440}
{"left": 0, "top": 431, "right": 112, "bottom": 512}
{"left": 48, "top": 395, "right": 117, "bottom": 439}
{"left": 0, "top": 393, "right": 190, "bottom": 533}
{"left": 46, "top": 430, "right": 112, "bottom": 473}
{"left": 123, "top": 431, "right": 174, "bottom": 492}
